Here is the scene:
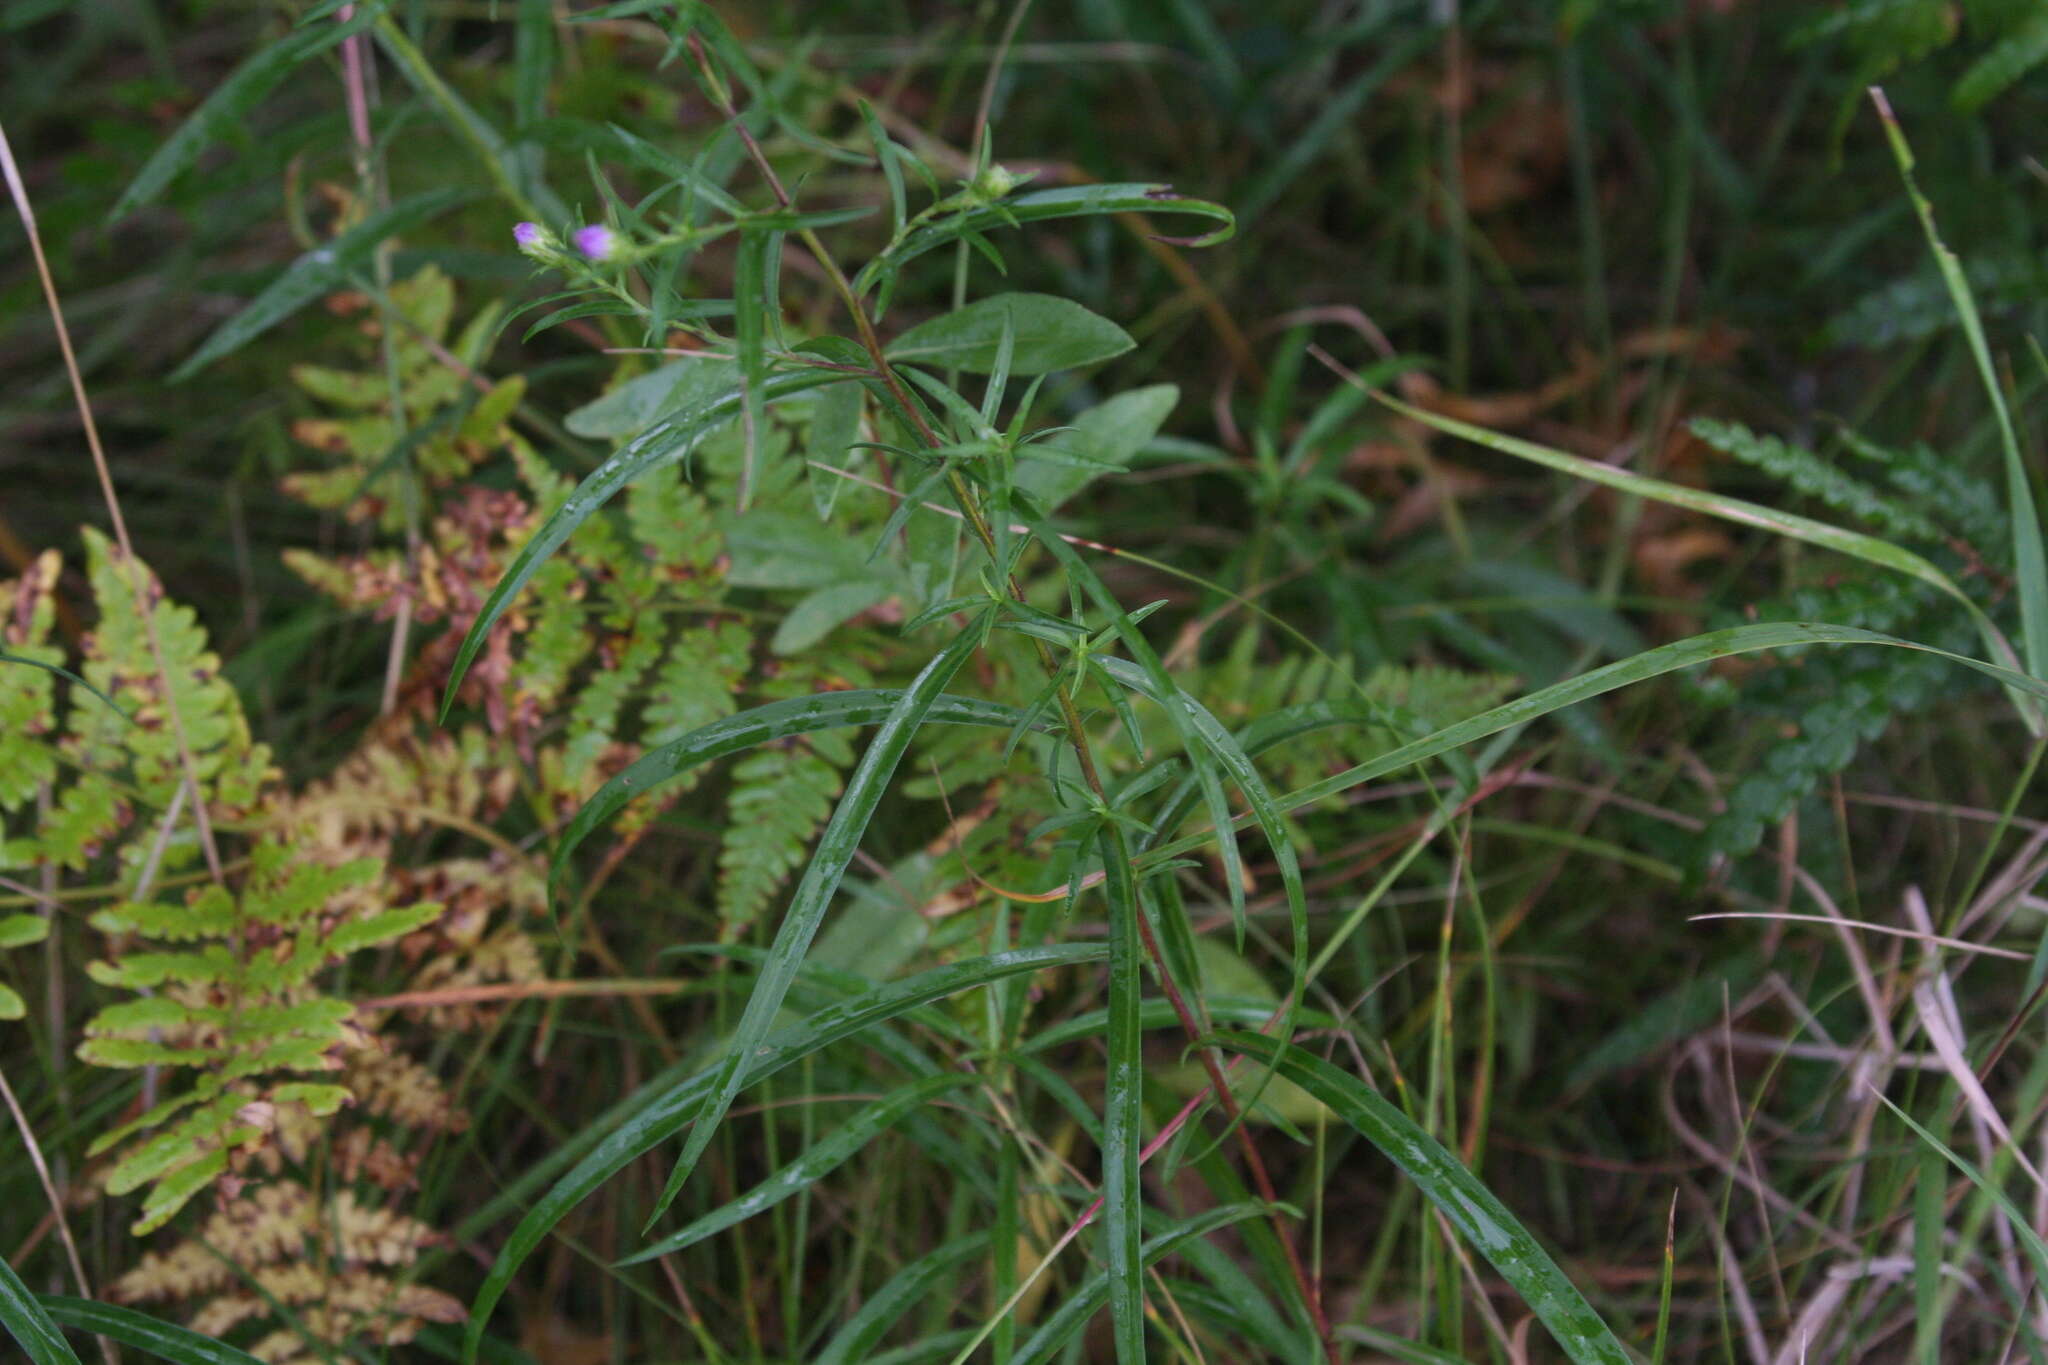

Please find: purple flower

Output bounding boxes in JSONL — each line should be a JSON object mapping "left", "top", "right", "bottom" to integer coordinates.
{"left": 572, "top": 225, "right": 616, "bottom": 261}
{"left": 512, "top": 221, "right": 544, "bottom": 250}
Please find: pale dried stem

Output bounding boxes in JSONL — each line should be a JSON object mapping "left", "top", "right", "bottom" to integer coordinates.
{"left": 0, "top": 118, "right": 225, "bottom": 885}
{"left": 0, "top": 1061, "right": 113, "bottom": 1365}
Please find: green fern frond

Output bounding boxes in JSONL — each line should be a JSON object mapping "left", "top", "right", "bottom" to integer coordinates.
{"left": 716, "top": 741, "right": 847, "bottom": 940}
{"left": 1690, "top": 418, "right": 1941, "bottom": 542}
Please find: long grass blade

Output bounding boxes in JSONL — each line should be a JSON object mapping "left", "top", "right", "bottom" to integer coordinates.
{"left": 171, "top": 189, "right": 469, "bottom": 381}
{"left": 1874, "top": 1090, "right": 2048, "bottom": 1289}
{"left": 618, "top": 1073, "right": 975, "bottom": 1266}
{"left": 1872, "top": 91, "right": 2048, "bottom": 686}
{"left": 1146, "top": 621, "right": 2048, "bottom": 869}
{"left": 1007, "top": 1203, "right": 1273, "bottom": 1365}
{"left": 0, "top": 1262, "right": 78, "bottom": 1365}
{"left": 1366, "top": 387, "right": 2029, "bottom": 691}
{"left": 1215, "top": 1033, "right": 1632, "bottom": 1365}
{"left": 1096, "top": 824, "right": 1147, "bottom": 1363}
{"left": 109, "top": 4, "right": 385, "bottom": 222}
{"left": 38, "top": 1297, "right": 260, "bottom": 1365}
{"left": 813, "top": 1233, "right": 991, "bottom": 1365}
{"left": 644, "top": 621, "right": 989, "bottom": 1223}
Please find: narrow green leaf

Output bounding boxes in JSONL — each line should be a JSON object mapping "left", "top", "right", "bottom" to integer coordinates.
{"left": 619, "top": 1073, "right": 974, "bottom": 1266}
{"left": 814, "top": 1233, "right": 989, "bottom": 1365}
{"left": 550, "top": 689, "right": 1036, "bottom": 903}
{"left": 854, "top": 185, "right": 1233, "bottom": 296}
{"left": 440, "top": 366, "right": 841, "bottom": 719}
{"left": 1096, "top": 825, "right": 1147, "bottom": 1364}
{"left": 1874, "top": 99, "right": 2048, "bottom": 691}
{"left": 1378, "top": 392, "right": 1982, "bottom": 616}
{"left": 39, "top": 1296, "right": 261, "bottom": 1365}
{"left": 770, "top": 580, "right": 894, "bottom": 655}
{"left": 513, "top": 0, "right": 554, "bottom": 128}
{"left": 109, "top": 4, "right": 384, "bottom": 222}
{"left": 0, "top": 1260, "right": 79, "bottom": 1365}
{"left": 734, "top": 227, "right": 772, "bottom": 510}
{"left": 1215, "top": 1033, "right": 1632, "bottom": 1365}
{"left": 1147, "top": 621, "right": 2048, "bottom": 868}
{"left": 1374, "top": 389, "right": 2034, "bottom": 708}
{"left": 171, "top": 189, "right": 469, "bottom": 381}
{"left": 858, "top": 98, "right": 907, "bottom": 238}
{"left": 1952, "top": 15, "right": 2048, "bottom": 112}
{"left": 1014, "top": 385, "right": 1177, "bottom": 513}
{"left": 887, "top": 293, "right": 1133, "bottom": 375}
{"left": 1876, "top": 1091, "right": 2048, "bottom": 1289}
{"left": 1008, "top": 1203, "right": 1272, "bottom": 1365}
{"left": 1024, "top": 516, "right": 1310, "bottom": 1152}
{"left": 649, "top": 619, "right": 990, "bottom": 1223}
{"left": 458, "top": 943, "right": 1104, "bottom": 1363}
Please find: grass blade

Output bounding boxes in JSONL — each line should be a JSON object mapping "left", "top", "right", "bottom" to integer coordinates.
{"left": 0, "top": 1262, "right": 78, "bottom": 1365}
{"left": 459, "top": 942, "right": 1104, "bottom": 1362}
{"left": 1097, "top": 825, "right": 1147, "bottom": 1364}
{"left": 814, "top": 1233, "right": 989, "bottom": 1365}
{"left": 1874, "top": 1090, "right": 2048, "bottom": 1289}
{"left": 551, "top": 689, "right": 1035, "bottom": 902}
{"left": 170, "top": 188, "right": 469, "bottom": 381}
{"left": 1366, "top": 387, "right": 2030, "bottom": 692}
{"left": 439, "top": 367, "right": 845, "bottom": 719}
{"left": 1007, "top": 1203, "right": 1273, "bottom": 1365}
{"left": 1215, "top": 1033, "right": 1632, "bottom": 1365}
{"left": 39, "top": 1296, "right": 260, "bottom": 1365}
{"left": 649, "top": 620, "right": 990, "bottom": 1221}
{"left": 1146, "top": 620, "right": 2048, "bottom": 868}
{"left": 733, "top": 227, "right": 771, "bottom": 510}
{"left": 1873, "top": 91, "right": 2048, "bottom": 686}
{"left": 1026, "top": 519, "right": 1310, "bottom": 1154}
{"left": 109, "top": 4, "right": 384, "bottom": 223}
{"left": 619, "top": 1073, "right": 975, "bottom": 1266}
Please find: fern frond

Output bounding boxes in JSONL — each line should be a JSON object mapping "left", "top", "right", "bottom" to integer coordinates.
{"left": 1690, "top": 418, "right": 1941, "bottom": 542}
{"left": 716, "top": 741, "right": 848, "bottom": 939}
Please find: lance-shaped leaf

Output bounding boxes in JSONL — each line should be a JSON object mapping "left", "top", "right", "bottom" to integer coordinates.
{"left": 440, "top": 366, "right": 846, "bottom": 720}
{"left": 1097, "top": 824, "right": 1147, "bottom": 1363}
{"left": 38, "top": 1296, "right": 263, "bottom": 1365}
{"left": 171, "top": 189, "right": 469, "bottom": 381}
{"left": 648, "top": 619, "right": 990, "bottom": 1222}
{"left": 618, "top": 1072, "right": 976, "bottom": 1265}
{"left": 1145, "top": 621, "right": 2048, "bottom": 870}
{"left": 109, "top": 3, "right": 385, "bottom": 223}
{"left": 1007, "top": 1203, "right": 1274, "bottom": 1365}
{"left": 550, "top": 689, "right": 1038, "bottom": 904}
{"left": 886, "top": 293, "right": 1134, "bottom": 375}
{"left": 813, "top": 1233, "right": 989, "bottom": 1365}
{"left": 0, "top": 1261, "right": 77, "bottom": 1365}
{"left": 1215, "top": 1033, "right": 1632, "bottom": 1365}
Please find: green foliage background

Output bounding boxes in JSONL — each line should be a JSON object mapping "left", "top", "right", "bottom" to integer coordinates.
{"left": 4, "top": 2, "right": 2048, "bottom": 1362}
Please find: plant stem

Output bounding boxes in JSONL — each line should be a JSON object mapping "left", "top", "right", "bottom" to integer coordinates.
{"left": 687, "top": 33, "right": 1336, "bottom": 1359}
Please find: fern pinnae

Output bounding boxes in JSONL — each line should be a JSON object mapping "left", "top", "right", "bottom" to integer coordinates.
{"left": 1688, "top": 416, "right": 1941, "bottom": 543}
